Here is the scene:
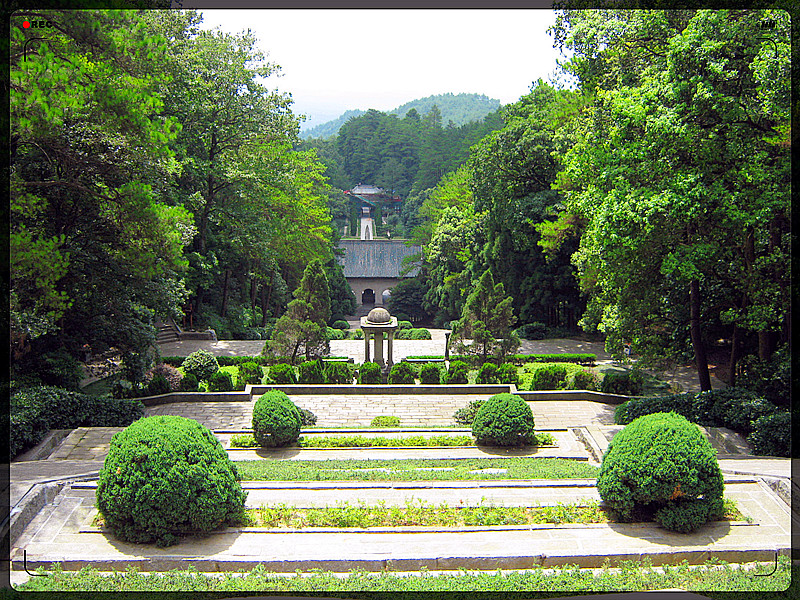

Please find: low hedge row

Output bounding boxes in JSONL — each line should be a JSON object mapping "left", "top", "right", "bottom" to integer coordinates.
{"left": 615, "top": 388, "right": 790, "bottom": 457}
{"left": 10, "top": 386, "right": 145, "bottom": 459}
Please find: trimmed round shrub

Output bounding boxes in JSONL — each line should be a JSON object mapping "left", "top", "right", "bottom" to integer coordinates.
{"left": 324, "top": 361, "right": 354, "bottom": 384}
{"left": 331, "top": 319, "right": 350, "bottom": 330}
{"left": 566, "top": 369, "right": 600, "bottom": 391}
{"left": 388, "top": 361, "right": 416, "bottom": 385}
{"left": 326, "top": 326, "right": 345, "bottom": 341}
{"left": 597, "top": 412, "right": 725, "bottom": 533}
{"left": 476, "top": 362, "right": 499, "bottom": 384}
{"left": 268, "top": 363, "right": 297, "bottom": 384}
{"left": 472, "top": 393, "right": 536, "bottom": 447}
{"left": 398, "top": 320, "right": 413, "bottom": 330}
{"left": 453, "top": 399, "right": 484, "bottom": 427}
{"left": 747, "top": 411, "right": 790, "bottom": 457}
{"left": 298, "top": 360, "right": 325, "bottom": 384}
{"left": 238, "top": 361, "right": 264, "bottom": 385}
{"left": 300, "top": 407, "right": 318, "bottom": 427}
{"left": 418, "top": 363, "right": 444, "bottom": 385}
{"left": 181, "top": 350, "right": 220, "bottom": 382}
{"left": 96, "top": 415, "right": 247, "bottom": 547}
{"left": 208, "top": 370, "right": 233, "bottom": 392}
{"left": 371, "top": 415, "right": 400, "bottom": 427}
{"left": 601, "top": 370, "right": 643, "bottom": 396}
{"left": 147, "top": 374, "right": 171, "bottom": 396}
{"left": 252, "top": 390, "right": 302, "bottom": 448}
{"left": 530, "top": 364, "right": 567, "bottom": 390}
{"left": 445, "top": 360, "right": 469, "bottom": 384}
{"left": 410, "top": 328, "right": 432, "bottom": 340}
{"left": 497, "top": 363, "right": 519, "bottom": 385}
{"left": 179, "top": 373, "right": 199, "bottom": 392}
{"left": 358, "top": 362, "right": 383, "bottom": 384}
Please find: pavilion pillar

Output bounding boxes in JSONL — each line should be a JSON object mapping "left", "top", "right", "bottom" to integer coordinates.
{"left": 374, "top": 331, "right": 384, "bottom": 366}
{"left": 364, "top": 332, "right": 371, "bottom": 363}
{"left": 387, "top": 331, "right": 395, "bottom": 369}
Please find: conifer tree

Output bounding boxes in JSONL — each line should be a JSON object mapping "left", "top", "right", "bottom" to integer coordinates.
{"left": 452, "top": 269, "right": 519, "bottom": 362}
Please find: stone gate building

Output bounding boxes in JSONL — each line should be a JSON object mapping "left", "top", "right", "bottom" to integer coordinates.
{"left": 338, "top": 239, "right": 420, "bottom": 311}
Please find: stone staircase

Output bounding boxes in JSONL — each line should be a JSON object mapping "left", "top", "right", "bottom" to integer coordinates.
{"left": 155, "top": 320, "right": 180, "bottom": 344}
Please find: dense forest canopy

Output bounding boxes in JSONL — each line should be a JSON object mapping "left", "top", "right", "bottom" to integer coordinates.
{"left": 9, "top": 8, "right": 790, "bottom": 395}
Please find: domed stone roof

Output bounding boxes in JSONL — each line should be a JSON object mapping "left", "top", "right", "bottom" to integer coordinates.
{"left": 366, "top": 307, "right": 391, "bottom": 324}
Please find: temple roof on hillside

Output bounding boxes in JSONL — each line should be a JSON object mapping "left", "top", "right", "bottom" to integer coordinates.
{"left": 338, "top": 240, "right": 421, "bottom": 278}
{"left": 351, "top": 184, "right": 383, "bottom": 195}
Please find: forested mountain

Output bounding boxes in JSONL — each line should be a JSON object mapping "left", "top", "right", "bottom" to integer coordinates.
{"left": 301, "top": 109, "right": 366, "bottom": 140}
{"left": 301, "top": 106, "right": 504, "bottom": 202}
{"left": 301, "top": 93, "right": 500, "bottom": 140}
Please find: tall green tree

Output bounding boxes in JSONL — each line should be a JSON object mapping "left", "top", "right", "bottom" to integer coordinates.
{"left": 551, "top": 9, "right": 790, "bottom": 388}
{"left": 10, "top": 9, "right": 190, "bottom": 365}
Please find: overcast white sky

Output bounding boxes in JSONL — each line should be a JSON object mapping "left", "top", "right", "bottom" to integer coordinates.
{"left": 198, "top": 9, "right": 570, "bottom": 130}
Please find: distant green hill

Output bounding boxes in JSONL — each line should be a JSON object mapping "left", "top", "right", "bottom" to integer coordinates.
{"left": 301, "top": 93, "right": 501, "bottom": 140}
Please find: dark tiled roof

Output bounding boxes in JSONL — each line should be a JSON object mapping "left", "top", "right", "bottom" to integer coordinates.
{"left": 338, "top": 240, "right": 421, "bottom": 278}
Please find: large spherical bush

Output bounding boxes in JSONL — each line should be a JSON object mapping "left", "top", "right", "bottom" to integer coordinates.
{"left": 96, "top": 416, "right": 246, "bottom": 547}
{"left": 252, "top": 390, "right": 301, "bottom": 447}
{"left": 472, "top": 393, "right": 536, "bottom": 447}
{"left": 597, "top": 412, "right": 724, "bottom": 533}
{"left": 181, "top": 350, "right": 220, "bottom": 382}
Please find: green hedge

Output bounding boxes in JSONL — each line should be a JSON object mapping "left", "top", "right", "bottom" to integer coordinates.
{"left": 508, "top": 353, "right": 596, "bottom": 366}
{"left": 10, "top": 386, "right": 144, "bottom": 459}
{"left": 358, "top": 362, "right": 383, "bottom": 384}
{"left": 615, "top": 388, "right": 789, "bottom": 457}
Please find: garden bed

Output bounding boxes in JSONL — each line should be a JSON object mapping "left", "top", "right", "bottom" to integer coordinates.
{"left": 229, "top": 433, "right": 557, "bottom": 449}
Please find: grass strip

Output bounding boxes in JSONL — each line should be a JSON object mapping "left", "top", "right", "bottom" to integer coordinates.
{"left": 234, "top": 457, "right": 600, "bottom": 481}
{"left": 230, "top": 433, "right": 557, "bottom": 448}
{"left": 243, "top": 499, "right": 609, "bottom": 528}
{"left": 17, "top": 556, "right": 793, "bottom": 593}
{"left": 92, "top": 498, "right": 747, "bottom": 529}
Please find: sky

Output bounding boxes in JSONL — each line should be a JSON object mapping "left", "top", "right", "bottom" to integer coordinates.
{"left": 197, "top": 9, "right": 571, "bottom": 130}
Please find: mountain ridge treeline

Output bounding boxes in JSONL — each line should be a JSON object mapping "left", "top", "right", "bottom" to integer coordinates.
{"left": 301, "top": 93, "right": 501, "bottom": 140}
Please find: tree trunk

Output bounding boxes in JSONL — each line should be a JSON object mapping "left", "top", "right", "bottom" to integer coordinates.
{"left": 250, "top": 278, "right": 258, "bottom": 311}
{"left": 728, "top": 323, "right": 739, "bottom": 387}
{"left": 260, "top": 285, "right": 268, "bottom": 327}
{"left": 689, "top": 279, "right": 712, "bottom": 391}
{"left": 758, "top": 330, "right": 776, "bottom": 361}
{"left": 220, "top": 268, "right": 230, "bottom": 317}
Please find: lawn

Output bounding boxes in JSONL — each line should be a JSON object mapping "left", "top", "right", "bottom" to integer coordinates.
{"left": 17, "top": 557, "right": 793, "bottom": 593}
{"left": 234, "top": 457, "right": 600, "bottom": 481}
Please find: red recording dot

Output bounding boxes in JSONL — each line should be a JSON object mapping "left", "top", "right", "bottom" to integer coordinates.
{"left": 23, "top": 20, "right": 30, "bottom": 28}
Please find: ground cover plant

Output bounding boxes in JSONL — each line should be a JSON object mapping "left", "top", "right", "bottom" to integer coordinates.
{"left": 598, "top": 412, "right": 725, "bottom": 533}
{"left": 230, "top": 432, "right": 556, "bottom": 448}
{"left": 96, "top": 415, "right": 247, "bottom": 547}
{"left": 19, "top": 553, "right": 790, "bottom": 593}
{"left": 233, "top": 457, "right": 599, "bottom": 481}
{"left": 242, "top": 498, "right": 611, "bottom": 528}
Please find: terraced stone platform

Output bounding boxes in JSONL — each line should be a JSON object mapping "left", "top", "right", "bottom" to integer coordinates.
{"left": 11, "top": 476, "right": 790, "bottom": 576}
